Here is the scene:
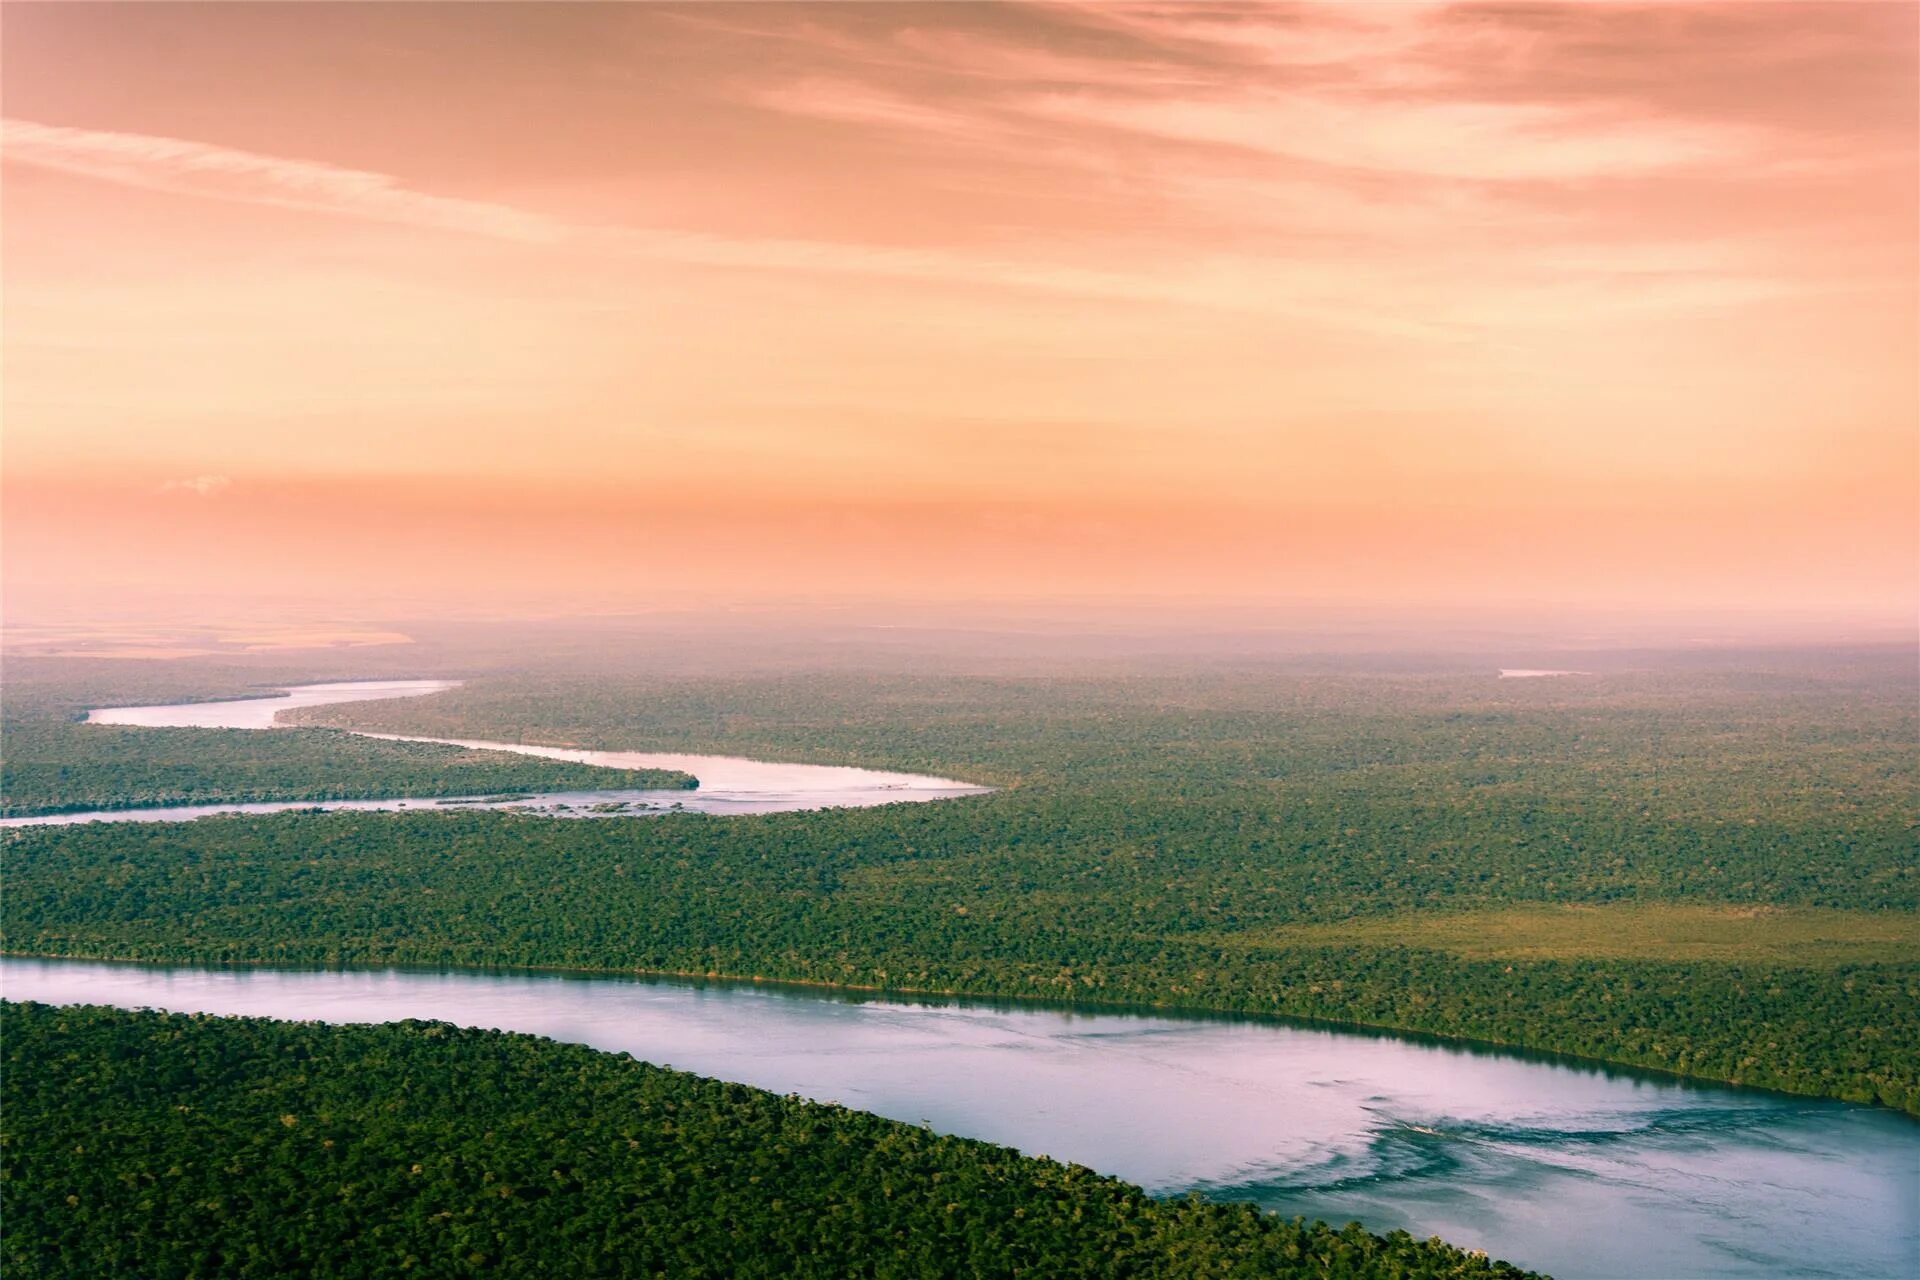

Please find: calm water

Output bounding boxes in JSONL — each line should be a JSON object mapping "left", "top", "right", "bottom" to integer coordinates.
{"left": 2, "top": 682, "right": 989, "bottom": 827}
{"left": 5, "top": 958, "right": 1915, "bottom": 1280}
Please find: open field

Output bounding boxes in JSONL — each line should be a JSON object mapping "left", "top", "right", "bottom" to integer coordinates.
{"left": 1219, "top": 904, "right": 1920, "bottom": 967}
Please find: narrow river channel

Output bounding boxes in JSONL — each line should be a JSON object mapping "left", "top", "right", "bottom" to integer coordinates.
{"left": 0, "top": 681, "right": 990, "bottom": 826}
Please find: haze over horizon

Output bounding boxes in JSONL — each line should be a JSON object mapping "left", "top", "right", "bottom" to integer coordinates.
{"left": 4, "top": 1, "right": 1914, "bottom": 630}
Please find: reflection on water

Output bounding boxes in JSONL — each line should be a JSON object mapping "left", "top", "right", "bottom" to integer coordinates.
{"left": 84, "top": 680, "right": 465, "bottom": 729}
{"left": 4, "top": 958, "right": 1915, "bottom": 1280}
{"left": 3, "top": 681, "right": 990, "bottom": 827}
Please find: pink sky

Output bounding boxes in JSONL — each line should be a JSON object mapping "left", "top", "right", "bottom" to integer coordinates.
{"left": 4, "top": 1, "right": 1914, "bottom": 625}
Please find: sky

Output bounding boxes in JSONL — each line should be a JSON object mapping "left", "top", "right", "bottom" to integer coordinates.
{"left": 3, "top": 1, "right": 1915, "bottom": 628}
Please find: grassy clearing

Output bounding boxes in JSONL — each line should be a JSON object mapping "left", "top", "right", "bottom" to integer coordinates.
{"left": 1222, "top": 904, "right": 1919, "bottom": 966}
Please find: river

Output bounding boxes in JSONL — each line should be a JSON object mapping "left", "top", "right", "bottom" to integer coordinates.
{"left": 6, "top": 683, "right": 1917, "bottom": 1277}
{"left": 1, "top": 680, "right": 990, "bottom": 826}
{"left": 6, "top": 958, "right": 1915, "bottom": 1280}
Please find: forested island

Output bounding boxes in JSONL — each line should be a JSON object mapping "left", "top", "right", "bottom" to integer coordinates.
{"left": 6, "top": 648, "right": 1914, "bottom": 1112}
{"left": 0, "top": 687, "right": 694, "bottom": 817}
{"left": 2, "top": 1002, "right": 1540, "bottom": 1279}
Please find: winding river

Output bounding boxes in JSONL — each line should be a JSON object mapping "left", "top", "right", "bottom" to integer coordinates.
{"left": 5, "top": 683, "right": 1917, "bottom": 1278}
{"left": 1, "top": 680, "right": 990, "bottom": 826}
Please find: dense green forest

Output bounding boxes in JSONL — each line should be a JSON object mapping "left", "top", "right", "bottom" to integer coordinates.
{"left": 1, "top": 1002, "right": 1540, "bottom": 1279}
{"left": 0, "top": 685, "right": 692, "bottom": 817}
{"left": 7, "top": 648, "right": 1915, "bottom": 1111}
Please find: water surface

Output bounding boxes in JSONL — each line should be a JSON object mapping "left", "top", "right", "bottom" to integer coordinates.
{"left": 3, "top": 681, "right": 989, "bottom": 826}
{"left": 6, "top": 957, "right": 1914, "bottom": 1280}
{"left": 85, "top": 680, "right": 465, "bottom": 729}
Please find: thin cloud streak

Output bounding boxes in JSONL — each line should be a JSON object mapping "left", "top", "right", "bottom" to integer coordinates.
{"left": 159, "top": 474, "right": 232, "bottom": 498}
{"left": 0, "top": 115, "right": 1462, "bottom": 341}
{"left": 1022, "top": 92, "right": 1764, "bottom": 181}
{"left": 1, "top": 118, "right": 563, "bottom": 243}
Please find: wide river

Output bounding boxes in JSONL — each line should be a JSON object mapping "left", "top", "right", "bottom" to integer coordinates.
{"left": 6, "top": 683, "right": 1917, "bottom": 1278}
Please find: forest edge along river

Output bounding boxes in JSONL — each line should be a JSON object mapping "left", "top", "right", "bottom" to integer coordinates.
{"left": 5, "top": 681, "right": 1918, "bottom": 1278}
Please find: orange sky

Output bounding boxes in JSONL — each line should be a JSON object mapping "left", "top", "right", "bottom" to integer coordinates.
{"left": 3, "top": 1, "right": 1915, "bottom": 625}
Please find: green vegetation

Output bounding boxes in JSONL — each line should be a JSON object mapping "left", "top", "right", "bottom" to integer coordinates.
{"left": 6, "top": 648, "right": 1916, "bottom": 1111}
{"left": 0, "top": 689, "right": 693, "bottom": 818}
{"left": 1, "top": 1002, "right": 1539, "bottom": 1279}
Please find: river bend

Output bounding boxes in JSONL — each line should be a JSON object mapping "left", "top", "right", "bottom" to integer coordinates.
{"left": 1, "top": 681, "right": 989, "bottom": 826}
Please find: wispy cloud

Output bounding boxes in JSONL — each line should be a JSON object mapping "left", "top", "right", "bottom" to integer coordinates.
{"left": 727, "top": 0, "right": 1906, "bottom": 326}
{"left": 6, "top": 0, "right": 1899, "bottom": 351}
{"left": 160, "top": 474, "right": 232, "bottom": 497}
{"left": 0, "top": 115, "right": 1459, "bottom": 340}
{"left": 2, "top": 118, "right": 562, "bottom": 243}
{"left": 750, "top": 0, "right": 1895, "bottom": 191}
{"left": 751, "top": 78, "right": 1004, "bottom": 144}
{"left": 1023, "top": 92, "right": 1761, "bottom": 182}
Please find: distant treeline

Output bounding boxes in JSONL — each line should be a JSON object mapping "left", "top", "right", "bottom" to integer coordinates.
{"left": 1, "top": 1002, "right": 1542, "bottom": 1279}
